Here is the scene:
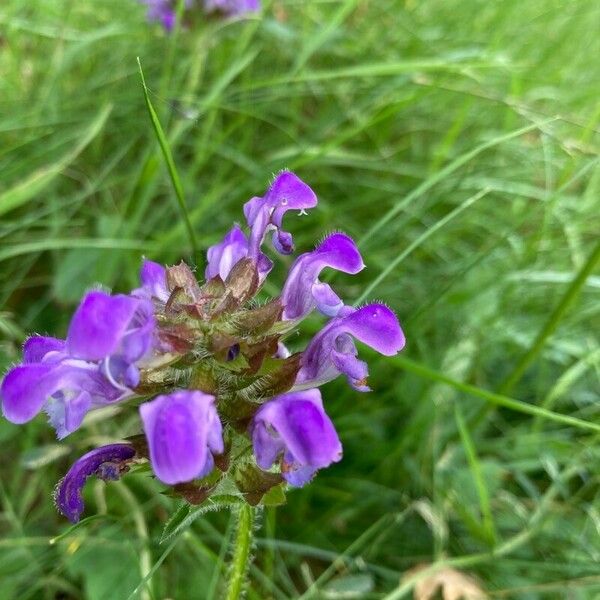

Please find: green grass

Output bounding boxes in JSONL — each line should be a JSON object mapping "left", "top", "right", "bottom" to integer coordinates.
{"left": 1, "top": 0, "right": 600, "bottom": 598}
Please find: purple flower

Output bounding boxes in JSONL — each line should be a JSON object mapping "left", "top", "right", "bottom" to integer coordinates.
{"left": 140, "top": 0, "right": 177, "bottom": 30}
{"left": 133, "top": 259, "right": 170, "bottom": 303}
{"left": 140, "top": 390, "right": 224, "bottom": 485}
{"left": 244, "top": 171, "right": 318, "bottom": 258}
{"left": 251, "top": 389, "right": 342, "bottom": 486}
{"left": 205, "top": 224, "right": 251, "bottom": 281}
{"left": 204, "top": 0, "right": 260, "bottom": 15}
{"left": 1, "top": 291, "right": 156, "bottom": 438}
{"left": 55, "top": 444, "right": 136, "bottom": 523}
{"left": 205, "top": 224, "right": 273, "bottom": 282}
{"left": 296, "top": 303, "right": 405, "bottom": 391}
{"left": 281, "top": 232, "right": 364, "bottom": 320}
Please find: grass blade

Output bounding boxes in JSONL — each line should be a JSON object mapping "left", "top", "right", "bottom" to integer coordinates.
{"left": 137, "top": 57, "right": 199, "bottom": 261}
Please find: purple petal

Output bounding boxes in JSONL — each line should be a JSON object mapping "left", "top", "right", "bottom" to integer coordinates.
{"left": 205, "top": 224, "right": 250, "bottom": 281}
{"left": 67, "top": 291, "right": 155, "bottom": 364}
{"left": 297, "top": 303, "right": 405, "bottom": 390}
{"left": 204, "top": 0, "right": 260, "bottom": 15}
{"left": 251, "top": 389, "right": 342, "bottom": 487}
{"left": 281, "top": 233, "right": 364, "bottom": 320}
{"left": 1, "top": 363, "right": 56, "bottom": 424}
{"left": 1, "top": 360, "right": 128, "bottom": 437}
{"left": 140, "top": 390, "right": 223, "bottom": 485}
{"left": 55, "top": 444, "right": 136, "bottom": 523}
{"left": 23, "top": 336, "right": 66, "bottom": 364}
{"left": 134, "top": 259, "right": 169, "bottom": 303}
{"left": 311, "top": 283, "right": 343, "bottom": 317}
{"left": 245, "top": 171, "right": 318, "bottom": 258}
{"left": 46, "top": 391, "right": 92, "bottom": 440}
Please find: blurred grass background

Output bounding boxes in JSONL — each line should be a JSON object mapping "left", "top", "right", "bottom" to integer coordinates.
{"left": 1, "top": 0, "right": 600, "bottom": 598}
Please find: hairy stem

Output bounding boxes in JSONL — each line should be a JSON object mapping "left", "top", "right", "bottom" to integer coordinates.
{"left": 225, "top": 504, "right": 255, "bottom": 600}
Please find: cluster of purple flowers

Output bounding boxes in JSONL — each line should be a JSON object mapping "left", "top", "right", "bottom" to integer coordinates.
{"left": 140, "top": 0, "right": 259, "bottom": 30}
{"left": 1, "top": 171, "right": 405, "bottom": 522}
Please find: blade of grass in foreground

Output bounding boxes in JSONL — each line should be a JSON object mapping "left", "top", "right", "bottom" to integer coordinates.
{"left": 499, "top": 237, "right": 600, "bottom": 396}
{"left": 137, "top": 57, "right": 199, "bottom": 261}
{"left": 358, "top": 118, "right": 557, "bottom": 248}
{"left": 354, "top": 188, "right": 489, "bottom": 303}
{"left": 0, "top": 104, "right": 112, "bottom": 218}
{"left": 392, "top": 355, "right": 600, "bottom": 433}
{"left": 454, "top": 405, "right": 497, "bottom": 547}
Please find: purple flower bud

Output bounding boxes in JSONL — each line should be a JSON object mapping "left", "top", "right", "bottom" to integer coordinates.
{"left": 205, "top": 224, "right": 250, "bottom": 281}
{"left": 251, "top": 389, "right": 342, "bottom": 487}
{"left": 281, "top": 233, "right": 364, "bottom": 320}
{"left": 55, "top": 444, "right": 136, "bottom": 523}
{"left": 296, "top": 303, "right": 405, "bottom": 391}
{"left": 133, "top": 259, "right": 170, "bottom": 303}
{"left": 140, "top": 390, "right": 224, "bottom": 485}
{"left": 204, "top": 0, "right": 260, "bottom": 16}
{"left": 244, "top": 171, "right": 317, "bottom": 259}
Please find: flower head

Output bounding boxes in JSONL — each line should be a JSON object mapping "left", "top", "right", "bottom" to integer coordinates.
{"left": 140, "top": 390, "right": 224, "bottom": 485}
{"left": 281, "top": 232, "right": 364, "bottom": 320}
{"left": 251, "top": 389, "right": 342, "bottom": 486}
{"left": 297, "top": 303, "right": 405, "bottom": 391}
{"left": 55, "top": 444, "right": 136, "bottom": 523}
{"left": 2, "top": 170, "right": 406, "bottom": 519}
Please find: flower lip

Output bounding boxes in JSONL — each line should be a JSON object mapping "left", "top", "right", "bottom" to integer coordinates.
{"left": 296, "top": 303, "right": 405, "bottom": 390}
{"left": 281, "top": 232, "right": 364, "bottom": 320}
{"left": 55, "top": 443, "right": 136, "bottom": 523}
{"left": 67, "top": 291, "right": 155, "bottom": 363}
{"left": 251, "top": 389, "right": 342, "bottom": 487}
{"left": 140, "top": 390, "right": 224, "bottom": 485}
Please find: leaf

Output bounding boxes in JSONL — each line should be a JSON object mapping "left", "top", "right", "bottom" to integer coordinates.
{"left": 261, "top": 484, "right": 287, "bottom": 507}
{"left": 234, "top": 462, "right": 283, "bottom": 506}
{"left": 159, "top": 496, "right": 242, "bottom": 544}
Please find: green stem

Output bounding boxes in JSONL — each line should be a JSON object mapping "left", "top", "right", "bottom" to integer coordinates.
{"left": 225, "top": 504, "right": 255, "bottom": 600}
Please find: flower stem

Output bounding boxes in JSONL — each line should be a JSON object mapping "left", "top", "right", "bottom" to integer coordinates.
{"left": 225, "top": 504, "right": 255, "bottom": 600}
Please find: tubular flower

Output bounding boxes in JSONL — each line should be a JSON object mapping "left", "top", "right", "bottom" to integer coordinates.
{"left": 281, "top": 232, "right": 364, "bottom": 320}
{"left": 55, "top": 444, "right": 137, "bottom": 522}
{"left": 1, "top": 291, "right": 155, "bottom": 439}
{"left": 205, "top": 224, "right": 252, "bottom": 281}
{"left": 244, "top": 170, "right": 318, "bottom": 257}
{"left": 1, "top": 171, "right": 405, "bottom": 521}
{"left": 140, "top": 391, "right": 223, "bottom": 485}
{"left": 251, "top": 389, "right": 342, "bottom": 486}
{"left": 133, "top": 259, "right": 170, "bottom": 303}
{"left": 296, "top": 303, "right": 405, "bottom": 391}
